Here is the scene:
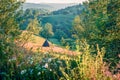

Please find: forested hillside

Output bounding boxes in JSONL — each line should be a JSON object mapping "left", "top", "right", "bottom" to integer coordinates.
{"left": 18, "top": 4, "right": 84, "bottom": 40}
{"left": 52, "top": 4, "right": 84, "bottom": 15}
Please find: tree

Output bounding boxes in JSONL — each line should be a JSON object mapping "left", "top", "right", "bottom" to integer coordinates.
{"left": 72, "top": 15, "right": 85, "bottom": 39}
{"left": 107, "top": 0, "right": 120, "bottom": 40}
{"left": 0, "top": 0, "right": 23, "bottom": 52}
{"left": 41, "top": 23, "right": 54, "bottom": 39}
{"left": 60, "top": 37, "right": 66, "bottom": 46}
{"left": 55, "top": 29, "right": 67, "bottom": 40}
{"left": 27, "top": 18, "right": 41, "bottom": 35}
{"left": 72, "top": 15, "right": 85, "bottom": 51}
{"left": 105, "top": 0, "right": 120, "bottom": 66}
{"left": 77, "top": 0, "right": 120, "bottom": 66}
{"left": 0, "top": 0, "right": 24, "bottom": 79}
{"left": 0, "top": 0, "right": 23, "bottom": 38}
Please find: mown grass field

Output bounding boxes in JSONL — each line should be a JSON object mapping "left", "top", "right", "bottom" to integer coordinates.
{"left": 16, "top": 31, "right": 79, "bottom": 55}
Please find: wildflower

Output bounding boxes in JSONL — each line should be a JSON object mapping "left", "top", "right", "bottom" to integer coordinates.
{"left": 48, "top": 58, "right": 52, "bottom": 62}
{"left": 118, "top": 54, "right": 120, "bottom": 58}
{"left": 50, "top": 69, "right": 52, "bottom": 71}
{"left": 21, "top": 69, "right": 27, "bottom": 75}
{"left": 30, "top": 60, "right": 33, "bottom": 64}
{"left": 43, "top": 63, "right": 48, "bottom": 68}
{"left": 8, "top": 57, "right": 16, "bottom": 62}
{"left": 17, "top": 62, "right": 24, "bottom": 67}
{"left": 37, "top": 72, "right": 41, "bottom": 76}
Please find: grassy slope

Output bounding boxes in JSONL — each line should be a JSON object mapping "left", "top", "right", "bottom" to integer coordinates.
{"left": 18, "top": 32, "right": 79, "bottom": 55}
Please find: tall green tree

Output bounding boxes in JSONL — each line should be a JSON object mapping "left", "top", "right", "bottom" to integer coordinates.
{"left": 107, "top": 0, "right": 120, "bottom": 40}
{"left": 72, "top": 15, "right": 85, "bottom": 51}
{"left": 41, "top": 23, "right": 54, "bottom": 39}
{"left": 55, "top": 29, "right": 67, "bottom": 40}
{"left": 72, "top": 15, "right": 85, "bottom": 39}
{"left": 105, "top": 0, "right": 120, "bottom": 65}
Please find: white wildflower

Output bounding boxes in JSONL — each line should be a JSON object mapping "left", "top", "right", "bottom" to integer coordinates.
{"left": 17, "top": 62, "right": 24, "bottom": 67}
{"left": 43, "top": 63, "right": 48, "bottom": 68}
{"left": 48, "top": 58, "right": 52, "bottom": 62}
{"left": 37, "top": 72, "right": 41, "bottom": 76}
{"left": 8, "top": 57, "right": 16, "bottom": 62}
{"left": 21, "top": 69, "right": 27, "bottom": 75}
{"left": 30, "top": 60, "right": 33, "bottom": 64}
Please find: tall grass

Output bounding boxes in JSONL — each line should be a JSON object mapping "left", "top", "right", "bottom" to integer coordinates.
{"left": 60, "top": 41, "right": 114, "bottom": 80}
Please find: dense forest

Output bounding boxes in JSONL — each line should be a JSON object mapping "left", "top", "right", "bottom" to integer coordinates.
{"left": 0, "top": 0, "right": 120, "bottom": 80}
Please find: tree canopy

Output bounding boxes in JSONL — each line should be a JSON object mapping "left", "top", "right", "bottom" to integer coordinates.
{"left": 41, "top": 23, "right": 54, "bottom": 39}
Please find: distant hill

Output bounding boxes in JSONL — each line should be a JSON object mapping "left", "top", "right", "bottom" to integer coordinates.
{"left": 22, "top": 3, "right": 77, "bottom": 11}
{"left": 52, "top": 4, "right": 84, "bottom": 15}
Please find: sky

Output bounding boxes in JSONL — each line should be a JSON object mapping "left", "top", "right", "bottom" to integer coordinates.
{"left": 26, "top": 0, "right": 87, "bottom": 4}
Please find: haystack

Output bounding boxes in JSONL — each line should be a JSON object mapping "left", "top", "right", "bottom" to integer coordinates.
{"left": 42, "top": 40, "right": 50, "bottom": 47}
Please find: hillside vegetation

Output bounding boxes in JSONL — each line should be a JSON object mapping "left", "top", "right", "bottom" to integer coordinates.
{"left": 0, "top": 0, "right": 120, "bottom": 80}
{"left": 17, "top": 3, "right": 85, "bottom": 42}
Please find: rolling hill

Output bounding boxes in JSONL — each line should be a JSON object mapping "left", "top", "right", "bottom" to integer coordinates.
{"left": 39, "top": 4, "right": 84, "bottom": 39}
{"left": 18, "top": 3, "right": 84, "bottom": 41}
{"left": 22, "top": 3, "right": 77, "bottom": 11}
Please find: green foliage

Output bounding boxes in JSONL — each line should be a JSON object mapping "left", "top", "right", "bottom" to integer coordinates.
{"left": 0, "top": 0, "right": 22, "bottom": 38}
{"left": 72, "top": 15, "right": 85, "bottom": 39}
{"left": 40, "top": 14, "right": 74, "bottom": 39}
{"left": 41, "top": 23, "right": 54, "bottom": 39}
{"left": 72, "top": 0, "right": 120, "bottom": 67}
{"left": 59, "top": 40, "right": 113, "bottom": 80}
{"left": 27, "top": 18, "right": 42, "bottom": 35}
{"left": 0, "top": 0, "right": 23, "bottom": 55}
{"left": 17, "top": 8, "right": 47, "bottom": 30}
{"left": 55, "top": 29, "right": 67, "bottom": 40}
{"left": 0, "top": 0, "right": 24, "bottom": 79}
